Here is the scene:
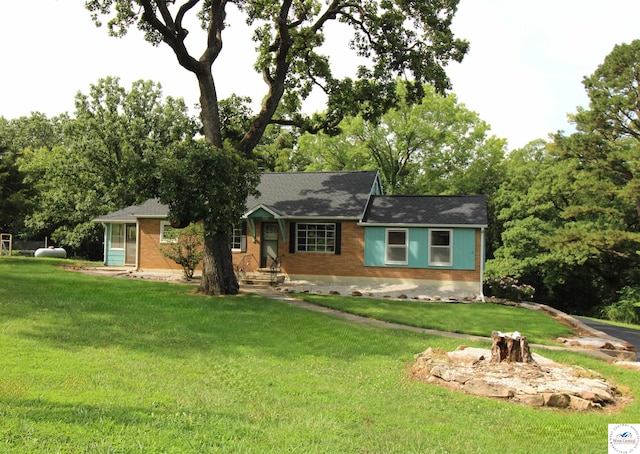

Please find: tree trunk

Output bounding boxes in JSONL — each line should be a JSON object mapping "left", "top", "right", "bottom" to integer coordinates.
{"left": 194, "top": 68, "right": 241, "bottom": 295}
{"left": 197, "top": 68, "right": 223, "bottom": 149}
{"left": 198, "top": 227, "right": 239, "bottom": 296}
{"left": 490, "top": 331, "right": 535, "bottom": 364}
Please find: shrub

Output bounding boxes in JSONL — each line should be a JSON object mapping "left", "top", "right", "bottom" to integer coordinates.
{"left": 485, "top": 276, "right": 535, "bottom": 302}
{"left": 158, "top": 223, "right": 204, "bottom": 280}
{"left": 603, "top": 286, "right": 640, "bottom": 324}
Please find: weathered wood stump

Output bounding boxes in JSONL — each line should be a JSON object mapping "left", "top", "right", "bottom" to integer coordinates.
{"left": 490, "top": 331, "right": 535, "bottom": 364}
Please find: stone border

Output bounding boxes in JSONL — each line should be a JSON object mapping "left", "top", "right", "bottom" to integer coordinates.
{"left": 412, "top": 346, "right": 627, "bottom": 411}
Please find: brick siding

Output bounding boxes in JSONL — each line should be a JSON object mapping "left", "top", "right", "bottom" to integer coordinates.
{"left": 138, "top": 219, "right": 183, "bottom": 271}
{"left": 232, "top": 220, "right": 482, "bottom": 285}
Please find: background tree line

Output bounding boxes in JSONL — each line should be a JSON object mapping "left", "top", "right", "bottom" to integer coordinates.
{"left": 2, "top": 40, "right": 639, "bottom": 320}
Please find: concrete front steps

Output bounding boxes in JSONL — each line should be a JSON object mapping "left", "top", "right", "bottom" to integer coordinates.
{"left": 238, "top": 269, "right": 285, "bottom": 286}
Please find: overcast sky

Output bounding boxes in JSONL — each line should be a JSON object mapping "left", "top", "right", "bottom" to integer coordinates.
{"left": 2, "top": 1, "right": 639, "bottom": 150}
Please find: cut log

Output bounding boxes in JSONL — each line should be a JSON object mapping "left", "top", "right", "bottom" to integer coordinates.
{"left": 490, "top": 331, "right": 535, "bottom": 364}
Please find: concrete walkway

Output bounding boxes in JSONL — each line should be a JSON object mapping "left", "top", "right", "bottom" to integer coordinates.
{"left": 244, "top": 285, "right": 638, "bottom": 362}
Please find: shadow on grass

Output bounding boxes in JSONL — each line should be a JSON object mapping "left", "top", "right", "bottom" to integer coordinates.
{"left": 2, "top": 258, "right": 429, "bottom": 361}
{"left": 0, "top": 396, "right": 238, "bottom": 451}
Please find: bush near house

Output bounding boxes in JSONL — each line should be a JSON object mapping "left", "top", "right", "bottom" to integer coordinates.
{"left": 158, "top": 223, "right": 204, "bottom": 279}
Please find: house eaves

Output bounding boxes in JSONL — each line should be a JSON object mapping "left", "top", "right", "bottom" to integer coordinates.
{"left": 357, "top": 222, "right": 488, "bottom": 229}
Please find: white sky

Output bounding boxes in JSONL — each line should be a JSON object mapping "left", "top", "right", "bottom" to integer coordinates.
{"left": 1, "top": 1, "right": 639, "bottom": 150}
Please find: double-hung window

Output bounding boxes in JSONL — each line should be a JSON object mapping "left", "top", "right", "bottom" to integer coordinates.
{"left": 160, "top": 222, "right": 179, "bottom": 243}
{"left": 231, "top": 222, "right": 247, "bottom": 252}
{"left": 296, "top": 223, "right": 336, "bottom": 252}
{"left": 231, "top": 226, "right": 242, "bottom": 250}
{"left": 385, "top": 229, "right": 408, "bottom": 265}
{"left": 429, "top": 229, "right": 452, "bottom": 266}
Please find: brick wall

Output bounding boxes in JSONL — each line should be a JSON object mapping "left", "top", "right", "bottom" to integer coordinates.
{"left": 232, "top": 220, "right": 482, "bottom": 286}
{"left": 135, "top": 218, "right": 483, "bottom": 288}
{"left": 138, "top": 219, "right": 183, "bottom": 271}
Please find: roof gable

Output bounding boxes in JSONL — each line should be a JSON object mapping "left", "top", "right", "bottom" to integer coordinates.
{"left": 362, "top": 195, "right": 488, "bottom": 226}
{"left": 245, "top": 171, "right": 380, "bottom": 218}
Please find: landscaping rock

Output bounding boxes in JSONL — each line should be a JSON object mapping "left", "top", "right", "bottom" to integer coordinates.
{"left": 542, "top": 393, "right": 570, "bottom": 408}
{"left": 515, "top": 394, "right": 545, "bottom": 407}
{"left": 464, "top": 379, "right": 514, "bottom": 398}
{"left": 412, "top": 345, "right": 624, "bottom": 411}
{"left": 569, "top": 395, "right": 594, "bottom": 411}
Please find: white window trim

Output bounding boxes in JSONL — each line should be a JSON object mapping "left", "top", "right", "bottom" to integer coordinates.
{"left": 429, "top": 228, "right": 453, "bottom": 267}
{"left": 231, "top": 226, "right": 243, "bottom": 251}
{"left": 160, "top": 221, "right": 179, "bottom": 243}
{"left": 110, "top": 224, "right": 125, "bottom": 250}
{"left": 385, "top": 228, "right": 408, "bottom": 265}
{"left": 296, "top": 222, "right": 336, "bottom": 253}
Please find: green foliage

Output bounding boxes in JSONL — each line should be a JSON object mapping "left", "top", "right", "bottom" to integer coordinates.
{"left": 158, "top": 223, "right": 204, "bottom": 280}
{"left": 18, "top": 77, "right": 198, "bottom": 258}
{"left": 85, "top": 1, "right": 469, "bottom": 139}
{"left": 0, "top": 114, "right": 66, "bottom": 235}
{"left": 604, "top": 286, "right": 640, "bottom": 324}
{"left": 488, "top": 128, "right": 640, "bottom": 313}
{"left": 293, "top": 82, "right": 506, "bottom": 196}
{"left": 0, "top": 143, "right": 30, "bottom": 233}
{"left": 574, "top": 39, "right": 640, "bottom": 142}
{"left": 158, "top": 140, "right": 260, "bottom": 233}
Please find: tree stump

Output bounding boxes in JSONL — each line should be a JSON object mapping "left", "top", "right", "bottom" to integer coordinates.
{"left": 490, "top": 331, "right": 535, "bottom": 364}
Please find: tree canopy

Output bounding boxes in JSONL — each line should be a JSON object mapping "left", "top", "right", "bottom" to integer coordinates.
{"left": 487, "top": 42, "right": 640, "bottom": 314}
{"left": 18, "top": 77, "right": 198, "bottom": 258}
{"left": 289, "top": 83, "right": 506, "bottom": 195}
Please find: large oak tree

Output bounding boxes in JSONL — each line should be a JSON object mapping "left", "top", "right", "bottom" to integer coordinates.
{"left": 85, "top": 0, "right": 468, "bottom": 295}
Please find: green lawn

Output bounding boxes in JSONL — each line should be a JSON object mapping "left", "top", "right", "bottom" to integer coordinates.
{"left": 0, "top": 257, "right": 638, "bottom": 453}
{"left": 297, "top": 294, "right": 574, "bottom": 345}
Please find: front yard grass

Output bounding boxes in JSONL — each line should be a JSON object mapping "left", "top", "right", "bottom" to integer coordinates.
{"left": 0, "top": 257, "right": 638, "bottom": 453}
{"left": 298, "top": 293, "right": 573, "bottom": 345}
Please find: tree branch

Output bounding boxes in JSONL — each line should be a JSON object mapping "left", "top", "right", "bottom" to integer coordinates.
{"left": 138, "top": 0, "right": 201, "bottom": 72}
{"left": 176, "top": 0, "right": 201, "bottom": 33}
{"left": 155, "top": 1, "right": 177, "bottom": 32}
{"left": 237, "top": 0, "right": 294, "bottom": 155}
{"left": 311, "top": 0, "right": 343, "bottom": 33}
{"left": 200, "top": 0, "right": 226, "bottom": 66}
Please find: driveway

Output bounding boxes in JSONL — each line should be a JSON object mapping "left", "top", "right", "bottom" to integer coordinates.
{"left": 576, "top": 317, "right": 640, "bottom": 360}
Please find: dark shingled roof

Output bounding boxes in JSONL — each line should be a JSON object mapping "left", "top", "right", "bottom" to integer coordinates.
{"left": 362, "top": 195, "right": 488, "bottom": 226}
{"left": 94, "top": 171, "right": 381, "bottom": 222}
{"left": 93, "top": 198, "right": 168, "bottom": 223}
{"left": 246, "top": 171, "right": 380, "bottom": 218}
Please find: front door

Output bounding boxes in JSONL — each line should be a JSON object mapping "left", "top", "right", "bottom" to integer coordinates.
{"left": 125, "top": 224, "right": 137, "bottom": 266}
{"left": 261, "top": 222, "right": 279, "bottom": 268}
